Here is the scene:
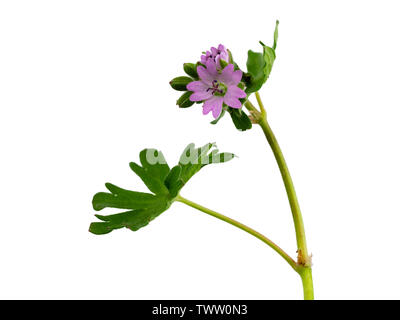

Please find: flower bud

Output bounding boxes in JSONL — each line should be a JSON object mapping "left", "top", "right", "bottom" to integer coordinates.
{"left": 169, "top": 76, "right": 193, "bottom": 91}
{"left": 183, "top": 63, "right": 198, "bottom": 79}
{"left": 176, "top": 91, "right": 194, "bottom": 108}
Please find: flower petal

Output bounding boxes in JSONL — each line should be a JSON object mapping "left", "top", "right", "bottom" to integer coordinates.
{"left": 231, "top": 70, "right": 243, "bottom": 85}
{"left": 223, "top": 96, "right": 242, "bottom": 109}
{"left": 187, "top": 80, "right": 208, "bottom": 92}
{"left": 219, "top": 64, "right": 234, "bottom": 83}
{"left": 217, "top": 44, "right": 226, "bottom": 52}
{"left": 219, "top": 64, "right": 242, "bottom": 86}
{"left": 202, "top": 96, "right": 224, "bottom": 118}
{"left": 197, "top": 65, "right": 214, "bottom": 84}
{"left": 226, "top": 85, "right": 247, "bottom": 99}
{"left": 217, "top": 44, "right": 228, "bottom": 61}
{"left": 205, "top": 59, "right": 218, "bottom": 77}
{"left": 190, "top": 90, "right": 213, "bottom": 102}
{"left": 224, "top": 86, "right": 245, "bottom": 109}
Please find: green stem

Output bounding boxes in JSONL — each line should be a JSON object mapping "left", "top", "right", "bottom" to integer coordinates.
{"left": 244, "top": 99, "right": 258, "bottom": 114}
{"left": 254, "top": 93, "right": 314, "bottom": 300}
{"left": 299, "top": 267, "right": 314, "bottom": 300}
{"left": 259, "top": 119, "right": 309, "bottom": 257}
{"left": 255, "top": 92, "right": 266, "bottom": 116}
{"left": 176, "top": 195, "right": 298, "bottom": 272}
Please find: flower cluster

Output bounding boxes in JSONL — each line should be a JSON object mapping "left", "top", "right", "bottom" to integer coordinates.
{"left": 187, "top": 45, "right": 246, "bottom": 119}
{"left": 170, "top": 44, "right": 247, "bottom": 120}
{"left": 170, "top": 21, "right": 279, "bottom": 131}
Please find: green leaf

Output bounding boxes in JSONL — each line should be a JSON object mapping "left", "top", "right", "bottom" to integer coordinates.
{"left": 139, "top": 149, "right": 170, "bottom": 182}
{"left": 245, "top": 51, "right": 266, "bottom": 93}
{"left": 129, "top": 162, "right": 169, "bottom": 195}
{"left": 92, "top": 183, "right": 162, "bottom": 211}
{"left": 245, "top": 20, "right": 279, "bottom": 94}
{"left": 273, "top": 20, "right": 279, "bottom": 50}
{"left": 206, "top": 149, "right": 236, "bottom": 165}
{"left": 91, "top": 181, "right": 170, "bottom": 234}
{"left": 90, "top": 143, "right": 235, "bottom": 235}
{"left": 260, "top": 45, "right": 276, "bottom": 85}
{"left": 89, "top": 204, "right": 168, "bottom": 235}
{"left": 178, "top": 143, "right": 214, "bottom": 184}
{"left": 178, "top": 143, "right": 235, "bottom": 186}
{"left": 164, "top": 165, "right": 183, "bottom": 198}
{"left": 228, "top": 108, "right": 252, "bottom": 131}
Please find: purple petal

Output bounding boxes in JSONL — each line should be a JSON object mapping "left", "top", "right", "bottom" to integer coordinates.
{"left": 187, "top": 81, "right": 208, "bottom": 92}
{"left": 197, "top": 65, "right": 214, "bottom": 84}
{"left": 223, "top": 96, "right": 241, "bottom": 109}
{"left": 231, "top": 70, "right": 243, "bottom": 85}
{"left": 224, "top": 86, "right": 245, "bottom": 109}
{"left": 202, "top": 96, "right": 224, "bottom": 118}
{"left": 205, "top": 59, "right": 218, "bottom": 76}
{"left": 218, "top": 44, "right": 225, "bottom": 52}
{"left": 218, "top": 64, "right": 242, "bottom": 86}
{"left": 219, "top": 64, "right": 234, "bottom": 80}
{"left": 215, "top": 56, "right": 221, "bottom": 68}
{"left": 202, "top": 100, "right": 213, "bottom": 115}
{"left": 218, "top": 44, "right": 229, "bottom": 61}
{"left": 226, "top": 85, "right": 246, "bottom": 99}
{"left": 190, "top": 90, "right": 213, "bottom": 102}
{"left": 212, "top": 102, "right": 223, "bottom": 118}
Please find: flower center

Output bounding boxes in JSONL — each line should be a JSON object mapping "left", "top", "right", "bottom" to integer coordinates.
{"left": 207, "top": 80, "right": 227, "bottom": 96}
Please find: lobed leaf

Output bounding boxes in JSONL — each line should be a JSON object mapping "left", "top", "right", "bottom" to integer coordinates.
{"left": 139, "top": 149, "right": 170, "bottom": 182}
{"left": 129, "top": 149, "right": 169, "bottom": 195}
{"left": 92, "top": 183, "right": 161, "bottom": 211}
{"left": 89, "top": 143, "right": 235, "bottom": 235}
{"left": 164, "top": 165, "right": 183, "bottom": 198}
{"left": 89, "top": 203, "right": 168, "bottom": 235}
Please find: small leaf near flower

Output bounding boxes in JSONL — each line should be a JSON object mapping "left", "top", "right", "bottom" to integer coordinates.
{"left": 245, "top": 20, "right": 279, "bottom": 94}
{"left": 228, "top": 108, "right": 252, "bottom": 131}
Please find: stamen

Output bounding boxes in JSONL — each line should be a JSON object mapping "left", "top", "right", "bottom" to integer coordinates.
{"left": 206, "top": 79, "right": 226, "bottom": 96}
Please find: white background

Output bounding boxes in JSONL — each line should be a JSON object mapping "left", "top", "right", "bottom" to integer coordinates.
{"left": 1, "top": 0, "right": 399, "bottom": 300}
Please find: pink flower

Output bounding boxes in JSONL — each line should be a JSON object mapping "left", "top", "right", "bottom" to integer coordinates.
{"left": 201, "top": 44, "right": 230, "bottom": 70}
{"left": 187, "top": 60, "right": 246, "bottom": 119}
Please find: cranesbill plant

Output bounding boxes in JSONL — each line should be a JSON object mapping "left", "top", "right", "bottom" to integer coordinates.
{"left": 89, "top": 21, "right": 314, "bottom": 300}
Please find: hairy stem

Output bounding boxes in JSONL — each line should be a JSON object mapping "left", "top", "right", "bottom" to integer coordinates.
{"left": 176, "top": 195, "right": 298, "bottom": 271}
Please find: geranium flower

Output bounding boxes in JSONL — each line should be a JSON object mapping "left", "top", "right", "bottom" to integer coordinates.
{"left": 187, "top": 60, "right": 246, "bottom": 119}
{"left": 201, "top": 44, "right": 230, "bottom": 70}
